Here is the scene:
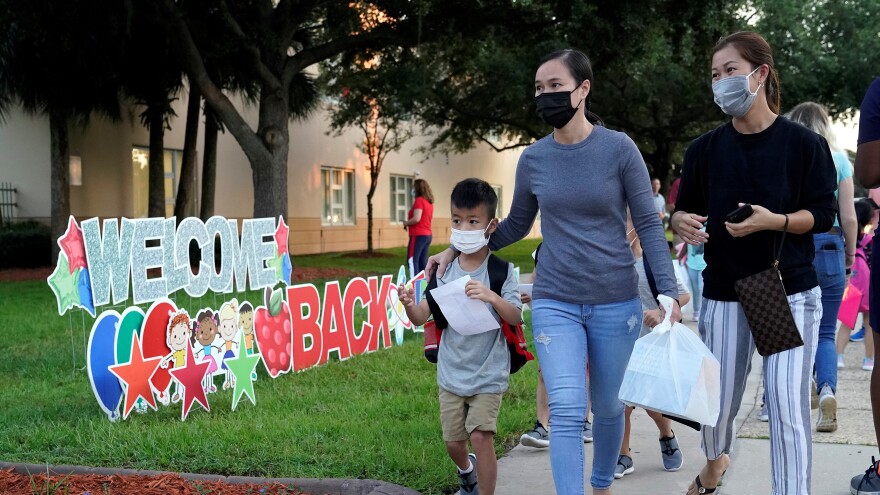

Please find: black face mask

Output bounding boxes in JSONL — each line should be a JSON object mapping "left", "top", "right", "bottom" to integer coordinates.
{"left": 535, "top": 87, "right": 582, "bottom": 129}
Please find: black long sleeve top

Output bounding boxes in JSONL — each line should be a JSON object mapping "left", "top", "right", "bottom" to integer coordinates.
{"left": 674, "top": 117, "right": 837, "bottom": 301}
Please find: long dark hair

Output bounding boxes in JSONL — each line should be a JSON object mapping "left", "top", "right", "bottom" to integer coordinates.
{"left": 414, "top": 178, "right": 434, "bottom": 204}
{"left": 712, "top": 32, "right": 781, "bottom": 115}
{"left": 538, "top": 49, "right": 604, "bottom": 126}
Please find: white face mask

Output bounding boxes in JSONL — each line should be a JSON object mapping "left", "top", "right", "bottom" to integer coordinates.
{"left": 450, "top": 227, "right": 491, "bottom": 254}
{"left": 712, "top": 66, "right": 762, "bottom": 118}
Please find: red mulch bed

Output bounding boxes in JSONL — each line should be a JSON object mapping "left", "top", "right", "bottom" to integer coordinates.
{"left": 344, "top": 251, "right": 396, "bottom": 259}
{"left": 0, "top": 267, "right": 357, "bottom": 284}
{"left": 0, "top": 470, "right": 308, "bottom": 495}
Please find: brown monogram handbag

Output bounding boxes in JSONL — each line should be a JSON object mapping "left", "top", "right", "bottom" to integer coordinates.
{"left": 734, "top": 215, "right": 804, "bottom": 357}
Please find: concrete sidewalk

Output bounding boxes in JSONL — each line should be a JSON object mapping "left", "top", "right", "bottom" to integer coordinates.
{"left": 496, "top": 320, "right": 878, "bottom": 494}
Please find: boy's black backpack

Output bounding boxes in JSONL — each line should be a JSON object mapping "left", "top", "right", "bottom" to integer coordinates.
{"left": 422, "top": 254, "right": 534, "bottom": 374}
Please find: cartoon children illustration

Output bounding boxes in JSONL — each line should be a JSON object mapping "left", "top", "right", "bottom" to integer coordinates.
{"left": 240, "top": 302, "right": 257, "bottom": 381}
{"left": 218, "top": 299, "right": 240, "bottom": 390}
{"left": 193, "top": 309, "right": 221, "bottom": 394}
{"left": 159, "top": 309, "right": 192, "bottom": 403}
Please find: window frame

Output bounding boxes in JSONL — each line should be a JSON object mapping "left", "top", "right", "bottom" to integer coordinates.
{"left": 389, "top": 175, "right": 415, "bottom": 225}
{"left": 321, "top": 166, "right": 356, "bottom": 227}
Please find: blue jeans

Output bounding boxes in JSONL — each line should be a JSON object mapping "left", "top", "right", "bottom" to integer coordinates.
{"left": 813, "top": 232, "right": 845, "bottom": 392}
{"left": 407, "top": 234, "right": 431, "bottom": 276}
{"left": 687, "top": 266, "right": 704, "bottom": 317}
{"left": 531, "top": 297, "right": 642, "bottom": 493}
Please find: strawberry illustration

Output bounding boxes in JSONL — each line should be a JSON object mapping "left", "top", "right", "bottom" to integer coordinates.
{"left": 253, "top": 287, "right": 293, "bottom": 378}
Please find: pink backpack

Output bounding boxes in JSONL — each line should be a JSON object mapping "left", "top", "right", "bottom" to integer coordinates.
{"left": 852, "top": 234, "right": 873, "bottom": 312}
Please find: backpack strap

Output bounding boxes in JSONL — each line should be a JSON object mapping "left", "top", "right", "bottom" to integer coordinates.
{"left": 424, "top": 274, "right": 448, "bottom": 330}
{"left": 487, "top": 253, "right": 508, "bottom": 297}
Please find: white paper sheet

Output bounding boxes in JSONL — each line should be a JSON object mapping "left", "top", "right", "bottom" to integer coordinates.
{"left": 518, "top": 284, "right": 533, "bottom": 298}
{"left": 430, "top": 275, "right": 500, "bottom": 335}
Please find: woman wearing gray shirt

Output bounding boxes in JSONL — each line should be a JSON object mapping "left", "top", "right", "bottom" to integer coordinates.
{"left": 429, "top": 49, "right": 680, "bottom": 495}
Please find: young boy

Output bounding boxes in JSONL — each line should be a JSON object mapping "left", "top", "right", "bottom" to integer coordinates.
{"left": 399, "top": 178, "right": 522, "bottom": 495}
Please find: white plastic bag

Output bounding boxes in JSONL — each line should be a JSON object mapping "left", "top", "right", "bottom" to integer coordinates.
{"left": 618, "top": 295, "right": 721, "bottom": 426}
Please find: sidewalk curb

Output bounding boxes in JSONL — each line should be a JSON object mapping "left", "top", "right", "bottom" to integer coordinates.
{"left": 0, "top": 461, "right": 422, "bottom": 495}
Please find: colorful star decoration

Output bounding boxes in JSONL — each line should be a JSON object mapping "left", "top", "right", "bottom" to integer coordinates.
{"left": 47, "top": 255, "right": 81, "bottom": 315}
{"left": 169, "top": 341, "right": 211, "bottom": 420}
{"left": 226, "top": 330, "right": 261, "bottom": 411}
{"left": 274, "top": 216, "right": 289, "bottom": 255}
{"left": 109, "top": 337, "right": 161, "bottom": 419}
{"left": 58, "top": 216, "right": 87, "bottom": 273}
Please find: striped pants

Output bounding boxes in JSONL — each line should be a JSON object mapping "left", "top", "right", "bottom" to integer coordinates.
{"left": 699, "top": 286, "right": 821, "bottom": 495}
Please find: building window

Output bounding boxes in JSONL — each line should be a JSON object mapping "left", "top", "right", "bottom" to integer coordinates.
{"left": 491, "top": 184, "right": 504, "bottom": 218}
{"left": 322, "top": 167, "right": 356, "bottom": 226}
{"left": 131, "top": 146, "right": 197, "bottom": 218}
{"left": 389, "top": 175, "right": 414, "bottom": 224}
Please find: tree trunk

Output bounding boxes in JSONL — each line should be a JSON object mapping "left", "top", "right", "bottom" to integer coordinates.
{"left": 147, "top": 108, "right": 166, "bottom": 218}
{"left": 366, "top": 171, "right": 379, "bottom": 253}
{"left": 200, "top": 108, "right": 219, "bottom": 221}
{"left": 174, "top": 84, "right": 201, "bottom": 220}
{"left": 252, "top": 88, "right": 289, "bottom": 219}
{"left": 49, "top": 109, "right": 71, "bottom": 263}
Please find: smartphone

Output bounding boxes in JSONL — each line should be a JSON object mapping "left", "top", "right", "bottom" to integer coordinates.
{"left": 726, "top": 204, "right": 754, "bottom": 223}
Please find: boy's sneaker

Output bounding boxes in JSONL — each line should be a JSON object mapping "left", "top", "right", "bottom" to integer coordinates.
{"left": 850, "top": 457, "right": 880, "bottom": 495}
{"left": 816, "top": 384, "right": 838, "bottom": 433}
{"left": 839, "top": 354, "right": 847, "bottom": 369}
{"left": 659, "top": 433, "right": 684, "bottom": 471}
{"left": 757, "top": 402, "right": 769, "bottom": 422}
{"left": 583, "top": 420, "right": 594, "bottom": 443}
{"left": 864, "top": 358, "right": 876, "bottom": 372}
{"left": 852, "top": 328, "right": 866, "bottom": 342}
{"left": 458, "top": 453, "right": 479, "bottom": 495}
{"left": 519, "top": 420, "right": 549, "bottom": 448}
{"left": 614, "top": 454, "right": 635, "bottom": 479}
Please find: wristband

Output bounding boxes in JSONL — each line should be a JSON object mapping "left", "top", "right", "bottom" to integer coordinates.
{"left": 846, "top": 268, "right": 852, "bottom": 275}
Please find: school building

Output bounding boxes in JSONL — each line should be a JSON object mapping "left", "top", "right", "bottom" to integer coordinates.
{"left": 0, "top": 90, "right": 540, "bottom": 255}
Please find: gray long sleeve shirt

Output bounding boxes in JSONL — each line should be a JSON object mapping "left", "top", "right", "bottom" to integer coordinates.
{"left": 488, "top": 126, "right": 678, "bottom": 304}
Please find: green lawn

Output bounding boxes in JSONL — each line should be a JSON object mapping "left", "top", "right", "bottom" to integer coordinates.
{"left": 0, "top": 239, "right": 542, "bottom": 495}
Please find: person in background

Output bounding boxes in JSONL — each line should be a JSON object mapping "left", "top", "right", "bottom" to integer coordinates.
{"left": 652, "top": 177, "right": 667, "bottom": 224}
{"left": 615, "top": 212, "right": 690, "bottom": 479}
{"left": 519, "top": 242, "right": 594, "bottom": 449}
{"left": 849, "top": 75, "right": 880, "bottom": 495}
{"left": 836, "top": 199, "right": 876, "bottom": 374}
{"left": 403, "top": 178, "right": 434, "bottom": 276}
{"left": 787, "top": 101, "right": 859, "bottom": 433}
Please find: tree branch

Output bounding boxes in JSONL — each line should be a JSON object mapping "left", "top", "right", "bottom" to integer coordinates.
{"left": 217, "top": 0, "right": 282, "bottom": 93}
{"left": 283, "top": 27, "right": 397, "bottom": 86}
{"left": 161, "top": 0, "right": 273, "bottom": 168}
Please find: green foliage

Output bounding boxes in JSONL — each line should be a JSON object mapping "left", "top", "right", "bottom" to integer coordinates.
{"left": 0, "top": 272, "right": 541, "bottom": 495}
{"left": 0, "top": 221, "right": 51, "bottom": 268}
{"left": 753, "top": 0, "right": 880, "bottom": 117}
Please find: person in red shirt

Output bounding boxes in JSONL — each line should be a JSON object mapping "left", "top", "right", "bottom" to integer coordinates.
{"left": 403, "top": 178, "right": 434, "bottom": 276}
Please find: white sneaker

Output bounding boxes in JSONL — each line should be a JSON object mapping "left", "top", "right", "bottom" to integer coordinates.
{"left": 757, "top": 403, "right": 769, "bottom": 422}
{"left": 864, "top": 358, "right": 875, "bottom": 372}
{"left": 816, "top": 385, "right": 838, "bottom": 433}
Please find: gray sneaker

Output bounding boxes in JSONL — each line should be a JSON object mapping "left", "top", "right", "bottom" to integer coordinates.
{"left": 659, "top": 433, "right": 684, "bottom": 471}
{"left": 614, "top": 454, "right": 634, "bottom": 479}
{"left": 458, "top": 453, "right": 479, "bottom": 495}
{"left": 582, "top": 420, "right": 594, "bottom": 443}
{"left": 817, "top": 384, "right": 838, "bottom": 433}
{"left": 757, "top": 402, "right": 769, "bottom": 422}
{"left": 520, "top": 420, "right": 549, "bottom": 448}
{"left": 851, "top": 457, "right": 880, "bottom": 495}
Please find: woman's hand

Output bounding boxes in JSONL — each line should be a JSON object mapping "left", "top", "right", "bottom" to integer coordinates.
{"left": 725, "top": 203, "right": 783, "bottom": 238}
{"left": 521, "top": 292, "right": 532, "bottom": 305}
{"left": 425, "top": 248, "right": 458, "bottom": 279}
{"left": 671, "top": 211, "right": 709, "bottom": 246}
{"left": 643, "top": 309, "right": 662, "bottom": 328}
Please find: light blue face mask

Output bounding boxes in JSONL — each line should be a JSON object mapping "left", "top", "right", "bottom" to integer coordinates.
{"left": 712, "top": 66, "right": 762, "bottom": 118}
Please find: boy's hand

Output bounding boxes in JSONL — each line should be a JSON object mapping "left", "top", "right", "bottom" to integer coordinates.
{"left": 643, "top": 309, "right": 662, "bottom": 328}
{"left": 465, "top": 280, "right": 496, "bottom": 304}
{"left": 521, "top": 292, "right": 532, "bottom": 305}
{"left": 398, "top": 284, "right": 417, "bottom": 308}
